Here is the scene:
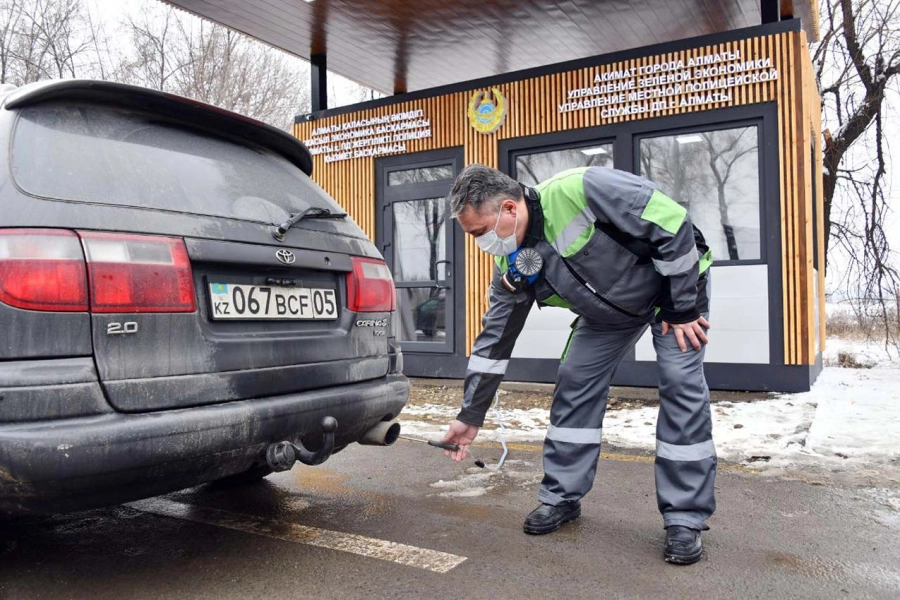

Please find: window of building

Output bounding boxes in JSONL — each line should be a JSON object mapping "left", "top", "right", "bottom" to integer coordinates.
{"left": 514, "top": 143, "right": 614, "bottom": 186}
{"left": 387, "top": 165, "right": 454, "bottom": 186}
{"left": 639, "top": 125, "right": 761, "bottom": 261}
{"left": 391, "top": 198, "right": 448, "bottom": 282}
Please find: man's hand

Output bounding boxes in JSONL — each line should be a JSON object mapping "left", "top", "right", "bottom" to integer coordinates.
{"left": 441, "top": 420, "right": 480, "bottom": 462}
{"left": 661, "top": 316, "right": 711, "bottom": 352}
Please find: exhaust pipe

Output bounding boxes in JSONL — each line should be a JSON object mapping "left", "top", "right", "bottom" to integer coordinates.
{"left": 358, "top": 420, "right": 401, "bottom": 446}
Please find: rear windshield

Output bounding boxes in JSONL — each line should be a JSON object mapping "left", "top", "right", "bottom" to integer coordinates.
{"left": 11, "top": 103, "right": 340, "bottom": 224}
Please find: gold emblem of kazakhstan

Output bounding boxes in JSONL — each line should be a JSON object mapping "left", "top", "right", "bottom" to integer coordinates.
{"left": 467, "top": 88, "right": 507, "bottom": 134}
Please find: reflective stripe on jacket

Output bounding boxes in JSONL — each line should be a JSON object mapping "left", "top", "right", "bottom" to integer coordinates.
{"left": 458, "top": 167, "right": 712, "bottom": 427}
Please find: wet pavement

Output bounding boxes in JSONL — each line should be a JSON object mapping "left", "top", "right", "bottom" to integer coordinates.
{"left": 1, "top": 440, "right": 899, "bottom": 600}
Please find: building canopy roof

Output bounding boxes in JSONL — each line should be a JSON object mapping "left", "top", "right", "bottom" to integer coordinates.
{"left": 162, "top": 0, "right": 818, "bottom": 95}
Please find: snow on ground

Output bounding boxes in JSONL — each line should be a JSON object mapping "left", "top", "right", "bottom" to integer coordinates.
{"left": 822, "top": 335, "right": 897, "bottom": 368}
{"left": 428, "top": 460, "right": 542, "bottom": 498}
{"left": 601, "top": 365, "right": 900, "bottom": 471}
{"left": 400, "top": 337, "right": 900, "bottom": 476}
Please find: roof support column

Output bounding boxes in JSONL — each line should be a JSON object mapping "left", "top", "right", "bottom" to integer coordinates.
{"left": 311, "top": 53, "right": 327, "bottom": 112}
{"left": 761, "top": 0, "right": 781, "bottom": 24}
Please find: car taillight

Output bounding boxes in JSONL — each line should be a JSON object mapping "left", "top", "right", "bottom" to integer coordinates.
{"left": 0, "top": 229, "right": 89, "bottom": 311}
{"left": 79, "top": 232, "right": 196, "bottom": 313}
{"left": 346, "top": 257, "right": 396, "bottom": 313}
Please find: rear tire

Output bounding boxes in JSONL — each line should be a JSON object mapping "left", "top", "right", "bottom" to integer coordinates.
{"left": 214, "top": 463, "right": 273, "bottom": 485}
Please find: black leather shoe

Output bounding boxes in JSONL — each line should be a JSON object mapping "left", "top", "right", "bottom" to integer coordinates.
{"left": 664, "top": 526, "right": 703, "bottom": 565}
{"left": 523, "top": 501, "right": 581, "bottom": 535}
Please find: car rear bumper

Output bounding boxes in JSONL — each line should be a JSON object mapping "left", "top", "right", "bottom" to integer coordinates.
{"left": 0, "top": 375, "right": 409, "bottom": 514}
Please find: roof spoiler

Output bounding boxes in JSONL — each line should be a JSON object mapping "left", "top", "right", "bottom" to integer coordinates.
{"left": 3, "top": 79, "right": 313, "bottom": 176}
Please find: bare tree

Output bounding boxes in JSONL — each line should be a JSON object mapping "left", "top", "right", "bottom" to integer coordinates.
{"left": 638, "top": 129, "right": 760, "bottom": 262}
{"left": 0, "top": 1, "right": 310, "bottom": 131}
{"left": 120, "top": 5, "right": 309, "bottom": 130}
{"left": 0, "top": 0, "right": 24, "bottom": 83}
{"left": 330, "top": 78, "right": 385, "bottom": 107}
{"left": 640, "top": 137, "right": 706, "bottom": 216}
{"left": 0, "top": 0, "right": 104, "bottom": 84}
{"left": 386, "top": 168, "right": 453, "bottom": 340}
{"left": 388, "top": 167, "right": 451, "bottom": 282}
{"left": 121, "top": 5, "right": 179, "bottom": 92}
{"left": 814, "top": 0, "right": 900, "bottom": 349}
{"left": 702, "top": 129, "right": 758, "bottom": 260}
{"left": 516, "top": 147, "right": 612, "bottom": 186}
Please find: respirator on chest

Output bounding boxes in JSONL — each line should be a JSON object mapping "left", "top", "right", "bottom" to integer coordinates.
{"left": 501, "top": 246, "right": 544, "bottom": 293}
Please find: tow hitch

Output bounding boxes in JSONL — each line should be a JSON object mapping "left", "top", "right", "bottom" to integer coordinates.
{"left": 265, "top": 416, "right": 338, "bottom": 471}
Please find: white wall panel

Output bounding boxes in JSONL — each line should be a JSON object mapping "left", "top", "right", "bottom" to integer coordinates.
{"left": 636, "top": 329, "right": 770, "bottom": 363}
{"left": 635, "top": 264, "right": 770, "bottom": 364}
{"left": 512, "top": 265, "right": 770, "bottom": 363}
{"left": 511, "top": 305, "right": 575, "bottom": 359}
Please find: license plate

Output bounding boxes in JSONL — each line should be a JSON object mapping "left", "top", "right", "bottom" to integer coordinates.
{"left": 208, "top": 283, "right": 338, "bottom": 320}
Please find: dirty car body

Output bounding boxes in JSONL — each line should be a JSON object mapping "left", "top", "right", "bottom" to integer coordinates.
{"left": 0, "top": 80, "right": 408, "bottom": 514}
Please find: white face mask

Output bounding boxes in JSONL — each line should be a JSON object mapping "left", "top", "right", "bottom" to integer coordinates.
{"left": 476, "top": 207, "right": 518, "bottom": 256}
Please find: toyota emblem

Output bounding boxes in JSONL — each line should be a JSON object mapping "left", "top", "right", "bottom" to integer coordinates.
{"left": 276, "top": 249, "right": 296, "bottom": 265}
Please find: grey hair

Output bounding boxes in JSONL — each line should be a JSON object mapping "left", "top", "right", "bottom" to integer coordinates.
{"left": 447, "top": 164, "right": 522, "bottom": 218}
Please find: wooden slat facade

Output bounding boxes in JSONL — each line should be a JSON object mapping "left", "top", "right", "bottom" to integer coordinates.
{"left": 294, "top": 29, "right": 825, "bottom": 366}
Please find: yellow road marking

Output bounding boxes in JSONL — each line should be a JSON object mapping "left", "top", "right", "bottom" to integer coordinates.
{"left": 129, "top": 498, "right": 467, "bottom": 574}
{"left": 482, "top": 442, "right": 756, "bottom": 472}
{"left": 497, "top": 442, "right": 656, "bottom": 462}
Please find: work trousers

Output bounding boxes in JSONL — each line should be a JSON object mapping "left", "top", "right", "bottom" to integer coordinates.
{"left": 537, "top": 315, "right": 716, "bottom": 531}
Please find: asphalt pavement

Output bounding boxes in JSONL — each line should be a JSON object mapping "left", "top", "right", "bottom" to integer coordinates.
{"left": 1, "top": 440, "right": 898, "bottom": 600}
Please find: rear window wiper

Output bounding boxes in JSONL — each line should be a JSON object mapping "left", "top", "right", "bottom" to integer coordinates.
{"left": 272, "top": 207, "right": 348, "bottom": 240}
